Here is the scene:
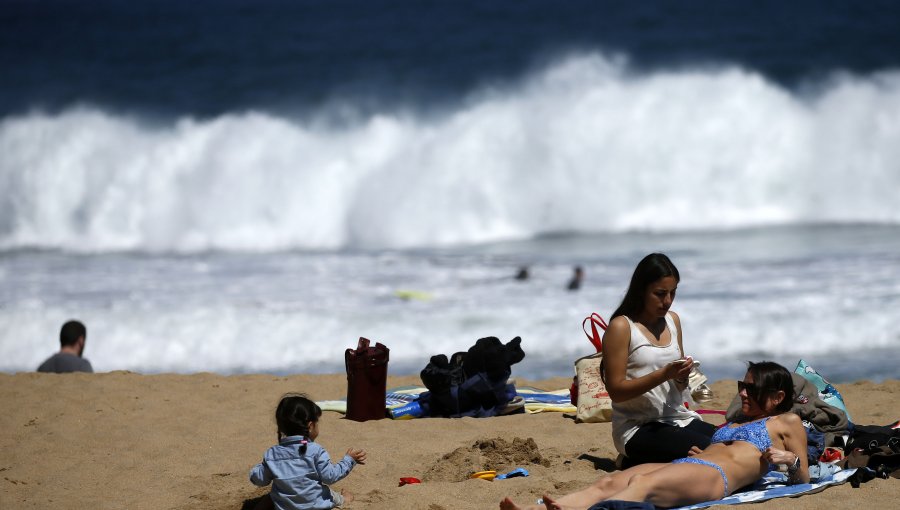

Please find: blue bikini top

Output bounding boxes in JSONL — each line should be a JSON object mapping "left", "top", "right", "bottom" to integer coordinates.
{"left": 712, "top": 418, "right": 773, "bottom": 453}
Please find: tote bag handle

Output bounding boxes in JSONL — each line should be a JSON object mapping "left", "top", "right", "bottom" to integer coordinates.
{"left": 582, "top": 313, "right": 608, "bottom": 353}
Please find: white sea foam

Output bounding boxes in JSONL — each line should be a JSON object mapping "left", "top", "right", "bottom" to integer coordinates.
{"left": 2, "top": 226, "right": 899, "bottom": 382}
{"left": 2, "top": 54, "right": 899, "bottom": 253}
{"left": 3, "top": 54, "right": 899, "bottom": 381}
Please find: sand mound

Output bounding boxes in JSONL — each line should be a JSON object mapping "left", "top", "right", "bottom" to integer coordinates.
{"left": 422, "top": 436, "right": 551, "bottom": 482}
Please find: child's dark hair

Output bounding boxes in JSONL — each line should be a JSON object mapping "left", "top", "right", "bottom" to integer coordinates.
{"left": 275, "top": 393, "right": 322, "bottom": 454}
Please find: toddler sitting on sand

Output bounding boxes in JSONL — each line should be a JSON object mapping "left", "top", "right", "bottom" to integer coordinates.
{"left": 250, "top": 393, "right": 366, "bottom": 509}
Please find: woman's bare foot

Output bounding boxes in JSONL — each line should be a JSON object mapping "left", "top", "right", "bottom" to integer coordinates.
{"left": 540, "top": 494, "right": 566, "bottom": 510}
{"left": 499, "top": 495, "right": 565, "bottom": 510}
{"left": 340, "top": 489, "right": 354, "bottom": 504}
{"left": 500, "top": 497, "right": 521, "bottom": 510}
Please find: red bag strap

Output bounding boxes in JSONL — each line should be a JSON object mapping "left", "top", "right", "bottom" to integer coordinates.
{"left": 582, "top": 313, "right": 608, "bottom": 353}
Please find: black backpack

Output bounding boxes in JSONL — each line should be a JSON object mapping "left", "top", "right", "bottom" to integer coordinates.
{"left": 843, "top": 422, "right": 900, "bottom": 482}
{"left": 845, "top": 422, "right": 900, "bottom": 453}
{"left": 417, "top": 336, "right": 525, "bottom": 417}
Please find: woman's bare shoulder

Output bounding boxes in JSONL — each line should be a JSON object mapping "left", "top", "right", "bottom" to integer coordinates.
{"left": 608, "top": 315, "right": 630, "bottom": 329}
{"left": 669, "top": 310, "right": 682, "bottom": 329}
{"left": 771, "top": 412, "right": 804, "bottom": 430}
{"left": 602, "top": 316, "right": 632, "bottom": 347}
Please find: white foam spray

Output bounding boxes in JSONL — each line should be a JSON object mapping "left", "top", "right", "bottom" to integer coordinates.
{"left": 2, "top": 53, "right": 899, "bottom": 253}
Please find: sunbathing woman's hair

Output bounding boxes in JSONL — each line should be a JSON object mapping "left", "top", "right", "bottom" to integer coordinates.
{"left": 275, "top": 393, "right": 322, "bottom": 453}
{"left": 746, "top": 361, "right": 795, "bottom": 414}
{"left": 611, "top": 253, "right": 680, "bottom": 319}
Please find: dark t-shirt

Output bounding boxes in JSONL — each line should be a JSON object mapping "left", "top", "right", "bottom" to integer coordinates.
{"left": 37, "top": 352, "right": 93, "bottom": 373}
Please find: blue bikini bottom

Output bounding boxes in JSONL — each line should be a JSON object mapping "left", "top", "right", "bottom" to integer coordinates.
{"left": 671, "top": 457, "right": 729, "bottom": 498}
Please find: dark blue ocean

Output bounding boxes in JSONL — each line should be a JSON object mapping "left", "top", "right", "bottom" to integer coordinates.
{"left": 4, "top": 1, "right": 900, "bottom": 117}
{"left": 2, "top": 1, "right": 899, "bottom": 381}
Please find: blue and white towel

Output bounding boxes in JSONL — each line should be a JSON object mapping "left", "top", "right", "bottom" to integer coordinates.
{"left": 318, "top": 385, "right": 576, "bottom": 415}
{"left": 673, "top": 468, "right": 857, "bottom": 509}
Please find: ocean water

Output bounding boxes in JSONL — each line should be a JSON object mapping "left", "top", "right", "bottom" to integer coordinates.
{"left": 2, "top": 1, "right": 899, "bottom": 382}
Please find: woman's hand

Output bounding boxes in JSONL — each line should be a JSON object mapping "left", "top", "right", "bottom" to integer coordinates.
{"left": 347, "top": 448, "right": 367, "bottom": 464}
{"left": 664, "top": 357, "right": 693, "bottom": 382}
{"left": 603, "top": 317, "right": 693, "bottom": 402}
{"left": 687, "top": 446, "right": 704, "bottom": 456}
{"left": 763, "top": 447, "right": 797, "bottom": 467}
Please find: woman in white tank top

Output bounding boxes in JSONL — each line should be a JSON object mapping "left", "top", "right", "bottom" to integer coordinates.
{"left": 601, "top": 253, "right": 715, "bottom": 467}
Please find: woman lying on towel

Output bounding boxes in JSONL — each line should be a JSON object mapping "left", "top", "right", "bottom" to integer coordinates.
{"left": 500, "top": 361, "right": 809, "bottom": 510}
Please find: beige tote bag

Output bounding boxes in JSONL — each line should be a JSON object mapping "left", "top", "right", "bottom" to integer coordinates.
{"left": 574, "top": 313, "right": 613, "bottom": 423}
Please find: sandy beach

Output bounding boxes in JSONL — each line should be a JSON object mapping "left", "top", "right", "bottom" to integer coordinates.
{"left": 1, "top": 372, "right": 897, "bottom": 510}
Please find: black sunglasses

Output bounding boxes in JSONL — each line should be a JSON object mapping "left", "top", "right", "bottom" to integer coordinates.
{"left": 737, "top": 380, "right": 761, "bottom": 397}
{"left": 738, "top": 381, "right": 768, "bottom": 402}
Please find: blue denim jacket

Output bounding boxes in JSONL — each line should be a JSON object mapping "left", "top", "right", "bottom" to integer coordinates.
{"left": 250, "top": 436, "right": 356, "bottom": 510}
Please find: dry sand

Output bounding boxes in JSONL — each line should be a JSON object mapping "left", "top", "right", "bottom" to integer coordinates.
{"left": 2, "top": 372, "right": 897, "bottom": 509}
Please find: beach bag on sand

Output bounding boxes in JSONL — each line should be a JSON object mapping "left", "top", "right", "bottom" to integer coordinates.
{"left": 795, "top": 359, "right": 850, "bottom": 420}
{"left": 842, "top": 438, "right": 900, "bottom": 479}
{"left": 574, "top": 313, "right": 613, "bottom": 423}
{"left": 345, "top": 337, "right": 389, "bottom": 422}
{"left": 844, "top": 422, "right": 900, "bottom": 454}
{"left": 416, "top": 336, "right": 524, "bottom": 418}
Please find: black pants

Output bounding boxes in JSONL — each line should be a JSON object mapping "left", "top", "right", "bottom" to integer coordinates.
{"left": 622, "top": 418, "right": 717, "bottom": 468}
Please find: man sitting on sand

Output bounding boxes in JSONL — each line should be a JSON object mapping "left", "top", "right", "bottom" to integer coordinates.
{"left": 37, "top": 320, "right": 93, "bottom": 373}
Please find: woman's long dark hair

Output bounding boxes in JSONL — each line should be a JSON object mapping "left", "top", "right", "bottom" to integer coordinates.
{"left": 746, "top": 361, "right": 795, "bottom": 414}
{"left": 275, "top": 393, "right": 322, "bottom": 454}
{"left": 611, "top": 253, "right": 680, "bottom": 319}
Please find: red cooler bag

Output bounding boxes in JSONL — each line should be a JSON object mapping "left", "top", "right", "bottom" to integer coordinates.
{"left": 345, "top": 337, "right": 389, "bottom": 421}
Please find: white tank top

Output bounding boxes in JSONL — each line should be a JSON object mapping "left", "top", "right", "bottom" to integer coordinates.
{"left": 611, "top": 312, "right": 699, "bottom": 454}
